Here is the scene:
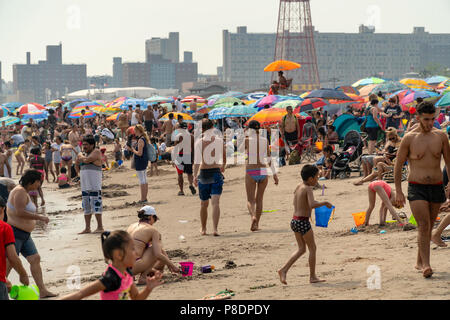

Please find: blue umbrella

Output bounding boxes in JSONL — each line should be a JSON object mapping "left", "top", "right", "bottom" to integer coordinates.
{"left": 121, "top": 98, "right": 149, "bottom": 110}
{"left": 208, "top": 107, "right": 228, "bottom": 120}
{"left": 223, "top": 105, "right": 257, "bottom": 118}
{"left": 247, "top": 92, "right": 268, "bottom": 101}
{"left": 1, "top": 102, "right": 22, "bottom": 111}
{"left": 426, "top": 76, "right": 448, "bottom": 85}
{"left": 332, "top": 114, "right": 363, "bottom": 139}
{"left": 0, "top": 116, "right": 21, "bottom": 126}
{"left": 1, "top": 106, "right": 10, "bottom": 117}
{"left": 22, "top": 111, "right": 49, "bottom": 121}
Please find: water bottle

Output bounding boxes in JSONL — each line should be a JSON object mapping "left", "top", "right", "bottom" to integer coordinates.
{"left": 201, "top": 265, "right": 215, "bottom": 273}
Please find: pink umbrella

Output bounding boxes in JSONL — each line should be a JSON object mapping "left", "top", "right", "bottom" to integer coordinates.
{"left": 255, "top": 95, "right": 282, "bottom": 108}
{"left": 18, "top": 103, "right": 46, "bottom": 115}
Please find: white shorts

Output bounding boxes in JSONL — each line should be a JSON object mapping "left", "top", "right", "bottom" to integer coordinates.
{"left": 136, "top": 170, "right": 147, "bottom": 185}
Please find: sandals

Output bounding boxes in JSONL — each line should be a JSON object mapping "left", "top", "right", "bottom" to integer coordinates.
{"left": 178, "top": 191, "right": 185, "bottom": 196}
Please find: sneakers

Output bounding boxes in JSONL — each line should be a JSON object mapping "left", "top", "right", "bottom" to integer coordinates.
{"left": 189, "top": 185, "right": 197, "bottom": 195}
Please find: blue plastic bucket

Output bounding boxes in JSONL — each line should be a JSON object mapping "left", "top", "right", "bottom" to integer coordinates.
{"left": 315, "top": 205, "right": 335, "bottom": 228}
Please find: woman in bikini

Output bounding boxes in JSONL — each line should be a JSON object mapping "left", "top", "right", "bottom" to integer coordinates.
{"left": 126, "top": 206, "right": 180, "bottom": 284}
{"left": 60, "top": 140, "right": 76, "bottom": 183}
{"left": 244, "top": 120, "right": 279, "bottom": 232}
{"left": 118, "top": 111, "right": 129, "bottom": 141}
{"left": 14, "top": 139, "right": 31, "bottom": 176}
{"left": 28, "top": 147, "right": 46, "bottom": 207}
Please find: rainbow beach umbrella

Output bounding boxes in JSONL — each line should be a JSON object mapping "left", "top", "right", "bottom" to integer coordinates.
{"left": 68, "top": 110, "right": 96, "bottom": 119}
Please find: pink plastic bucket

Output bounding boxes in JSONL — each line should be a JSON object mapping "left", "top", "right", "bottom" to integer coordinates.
{"left": 179, "top": 262, "right": 194, "bottom": 277}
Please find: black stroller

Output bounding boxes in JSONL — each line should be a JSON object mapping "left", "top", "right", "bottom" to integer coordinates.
{"left": 331, "top": 130, "right": 364, "bottom": 179}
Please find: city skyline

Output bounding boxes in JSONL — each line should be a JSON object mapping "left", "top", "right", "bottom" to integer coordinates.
{"left": 1, "top": 0, "right": 450, "bottom": 82}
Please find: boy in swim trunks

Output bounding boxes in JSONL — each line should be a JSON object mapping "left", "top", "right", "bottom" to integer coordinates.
{"left": 278, "top": 165, "right": 330, "bottom": 285}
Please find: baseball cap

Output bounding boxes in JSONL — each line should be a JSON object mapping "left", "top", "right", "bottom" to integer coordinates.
{"left": 139, "top": 205, "right": 158, "bottom": 220}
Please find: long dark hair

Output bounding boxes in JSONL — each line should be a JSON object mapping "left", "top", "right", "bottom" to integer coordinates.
{"left": 19, "top": 169, "right": 42, "bottom": 187}
{"left": 101, "top": 230, "right": 131, "bottom": 263}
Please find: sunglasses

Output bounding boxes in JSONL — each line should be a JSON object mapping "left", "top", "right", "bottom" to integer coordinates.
{"left": 389, "top": 137, "right": 396, "bottom": 141}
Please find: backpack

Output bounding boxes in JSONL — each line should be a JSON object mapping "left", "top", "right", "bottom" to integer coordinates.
{"left": 147, "top": 142, "right": 157, "bottom": 162}
{"left": 288, "top": 149, "right": 301, "bottom": 165}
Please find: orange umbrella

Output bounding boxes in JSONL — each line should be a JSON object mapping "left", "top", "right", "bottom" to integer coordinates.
{"left": 264, "top": 60, "right": 301, "bottom": 72}
{"left": 245, "top": 108, "right": 288, "bottom": 128}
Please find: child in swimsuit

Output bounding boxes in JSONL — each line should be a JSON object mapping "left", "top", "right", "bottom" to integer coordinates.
{"left": 61, "top": 230, "right": 164, "bottom": 300}
{"left": 100, "top": 147, "right": 109, "bottom": 170}
{"left": 57, "top": 167, "right": 70, "bottom": 189}
{"left": 29, "top": 147, "right": 46, "bottom": 207}
{"left": 278, "top": 165, "right": 329, "bottom": 285}
{"left": 113, "top": 139, "right": 122, "bottom": 162}
{"left": 43, "top": 142, "right": 56, "bottom": 183}
{"left": 364, "top": 180, "right": 406, "bottom": 227}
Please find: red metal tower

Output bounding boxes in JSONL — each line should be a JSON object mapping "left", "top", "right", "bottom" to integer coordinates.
{"left": 273, "top": 0, "right": 320, "bottom": 92}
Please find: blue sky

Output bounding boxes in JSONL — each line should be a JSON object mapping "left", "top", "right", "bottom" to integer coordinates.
{"left": 1, "top": 0, "right": 449, "bottom": 82}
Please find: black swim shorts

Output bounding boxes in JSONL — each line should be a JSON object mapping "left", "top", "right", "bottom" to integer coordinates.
{"left": 407, "top": 183, "right": 446, "bottom": 203}
{"left": 291, "top": 217, "right": 311, "bottom": 235}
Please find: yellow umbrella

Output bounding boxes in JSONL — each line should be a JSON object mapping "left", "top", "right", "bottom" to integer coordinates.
{"left": 245, "top": 108, "right": 288, "bottom": 128}
{"left": 300, "top": 91, "right": 311, "bottom": 98}
{"left": 399, "top": 78, "right": 433, "bottom": 90}
{"left": 160, "top": 112, "right": 193, "bottom": 121}
{"left": 264, "top": 60, "right": 301, "bottom": 72}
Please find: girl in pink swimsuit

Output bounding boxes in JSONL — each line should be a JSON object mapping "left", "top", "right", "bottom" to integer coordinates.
{"left": 61, "top": 230, "right": 164, "bottom": 300}
{"left": 365, "top": 180, "right": 405, "bottom": 227}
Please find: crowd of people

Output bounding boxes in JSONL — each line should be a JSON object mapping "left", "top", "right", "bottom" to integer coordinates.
{"left": 0, "top": 91, "right": 449, "bottom": 300}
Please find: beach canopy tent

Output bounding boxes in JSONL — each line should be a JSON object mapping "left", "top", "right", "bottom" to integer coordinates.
{"left": 332, "top": 114, "right": 362, "bottom": 140}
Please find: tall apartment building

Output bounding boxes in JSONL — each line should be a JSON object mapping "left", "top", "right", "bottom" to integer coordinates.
{"left": 222, "top": 26, "right": 450, "bottom": 91}
{"left": 13, "top": 44, "right": 87, "bottom": 103}
{"left": 112, "top": 57, "right": 123, "bottom": 88}
{"left": 145, "top": 32, "right": 179, "bottom": 63}
{"left": 122, "top": 63, "right": 151, "bottom": 88}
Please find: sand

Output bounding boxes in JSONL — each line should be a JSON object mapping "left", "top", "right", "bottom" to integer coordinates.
{"left": 6, "top": 146, "right": 450, "bottom": 300}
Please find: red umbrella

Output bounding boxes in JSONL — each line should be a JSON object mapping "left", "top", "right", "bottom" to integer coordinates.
{"left": 17, "top": 103, "right": 46, "bottom": 115}
{"left": 181, "top": 95, "right": 206, "bottom": 103}
{"left": 294, "top": 98, "right": 327, "bottom": 113}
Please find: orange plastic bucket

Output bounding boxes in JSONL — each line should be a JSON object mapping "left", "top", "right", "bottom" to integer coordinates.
{"left": 315, "top": 141, "right": 323, "bottom": 151}
{"left": 352, "top": 212, "right": 366, "bottom": 227}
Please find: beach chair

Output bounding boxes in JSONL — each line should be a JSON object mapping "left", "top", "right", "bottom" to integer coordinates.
{"left": 381, "top": 162, "right": 408, "bottom": 183}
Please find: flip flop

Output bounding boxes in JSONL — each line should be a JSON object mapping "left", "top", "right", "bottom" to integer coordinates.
{"left": 263, "top": 209, "right": 278, "bottom": 213}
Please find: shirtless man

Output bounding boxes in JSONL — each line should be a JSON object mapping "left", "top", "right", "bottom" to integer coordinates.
{"left": 193, "top": 119, "right": 226, "bottom": 236}
{"left": 394, "top": 101, "right": 450, "bottom": 278}
{"left": 126, "top": 206, "right": 179, "bottom": 284}
{"left": 161, "top": 113, "right": 175, "bottom": 147}
{"left": 76, "top": 135, "right": 104, "bottom": 234}
{"left": 143, "top": 106, "right": 155, "bottom": 135}
{"left": 6, "top": 170, "right": 57, "bottom": 298}
{"left": 280, "top": 106, "right": 300, "bottom": 146}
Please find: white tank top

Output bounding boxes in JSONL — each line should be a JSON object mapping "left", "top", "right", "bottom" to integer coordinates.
{"left": 131, "top": 112, "right": 138, "bottom": 125}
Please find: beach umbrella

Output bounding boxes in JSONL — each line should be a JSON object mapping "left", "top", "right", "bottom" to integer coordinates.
{"left": 46, "top": 99, "right": 64, "bottom": 107}
{"left": 436, "top": 93, "right": 450, "bottom": 107}
{"left": 305, "top": 89, "right": 354, "bottom": 101}
{"left": 336, "top": 86, "right": 360, "bottom": 95}
{"left": 181, "top": 95, "right": 206, "bottom": 103}
{"left": 360, "top": 81, "right": 409, "bottom": 96}
{"left": 212, "top": 97, "right": 243, "bottom": 109}
{"left": 62, "top": 99, "right": 89, "bottom": 110}
{"left": 247, "top": 92, "right": 268, "bottom": 100}
{"left": 106, "top": 112, "right": 122, "bottom": 121}
{"left": 399, "top": 78, "right": 433, "bottom": 90}
{"left": 352, "top": 77, "right": 385, "bottom": 88}
{"left": 436, "top": 79, "right": 450, "bottom": 89}
{"left": 425, "top": 76, "right": 449, "bottom": 85}
{"left": 252, "top": 95, "right": 284, "bottom": 109}
{"left": 22, "top": 111, "right": 49, "bottom": 121}
{"left": 206, "top": 94, "right": 225, "bottom": 101}
{"left": 106, "top": 97, "right": 130, "bottom": 109}
{"left": 332, "top": 114, "right": 362, "bottom": 139}
{"left": 264, "top": 60, "right": 301, "bottom": 72}
{"left": 245, "top": 108, "right": 288, "bottom": 128}
{"left": 0, "top": 106, "right": 10, "bottom": 117}
{"left": 72, "top": 101, "right": 105, "bottom": 111}
{"left": 294, "top": 98, "right": 327, "bottom": 113}
{"left": 160, "top": 112, "right": 194, "bottom": 121}
{"left": 145, "top": 96, "right": 174, "bottom": 104}
{"left": 0, "top": 116, "right": 20, "bottom": 126}
{"left": 120, "top": 98, "right": 148, "bottom": 110}
{"left": 17, "top": 103, "right": 46, "bottom": 115}
{"left": 400, "top": 90, "right": 441, "bottom": 106}
{"left": 208, "top": 107, "right": 228, "bottom": 120}
{"left": 223, "top": 105, "right": 258, "bottom": 118}
{"left": 68, "top": 110, "right": 96, "bottom": 119}
{"left": 1, "top": 102, "right": 22, "bottom": 111}
{"left": 244, "top": 100, "right": 256, "bottom": 105}
{"left": 273, "top": 99, "right": 303, "bottom": 110}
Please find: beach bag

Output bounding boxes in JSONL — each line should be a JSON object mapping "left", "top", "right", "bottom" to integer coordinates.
{"left": 147, "top": 143, "right": 157, "bottom": 162}
{"left": 288, "top": 149, "right": 301, "bottom": 165}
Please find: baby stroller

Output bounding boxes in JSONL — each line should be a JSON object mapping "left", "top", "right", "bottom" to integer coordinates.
{"left": 331, "top": 130, "right": 364, "bottom": 179}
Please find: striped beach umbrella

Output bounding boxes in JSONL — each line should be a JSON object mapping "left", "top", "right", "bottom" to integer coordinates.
{"left": 352, "top": 77, "right": 385, "bottom": 88}
{"left": 294, "top": 98, "right": 328, "bottom": 113}
{"left": 68, "top": 110, "right": 96, "bottom": 119}
{"left": 399, "top": 78, "right": 433, "bottom": 90}
{"left": 106, "top": 112, "right": 122, "bottom": 121}
{"left": 17, "top": 103, "right": 46, "bottom": 115}
{"left": 0, "top": 116, "right": 20, "bottom": 126}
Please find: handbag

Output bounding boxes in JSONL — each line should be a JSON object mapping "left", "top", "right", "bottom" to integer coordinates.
{"left": 360, "top": 106, "right": 371, "bottom": 133}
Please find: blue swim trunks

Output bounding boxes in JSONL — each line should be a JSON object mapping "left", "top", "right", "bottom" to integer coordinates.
{"left": 198, "top": 168, "right": 224, "bottom": 201}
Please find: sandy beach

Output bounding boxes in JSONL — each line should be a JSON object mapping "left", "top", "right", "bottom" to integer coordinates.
{"left": 5, "top": 144, "right": 449, "bottom": 300}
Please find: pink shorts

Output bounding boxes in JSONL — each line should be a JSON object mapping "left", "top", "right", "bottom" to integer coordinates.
{"left": 369, "top": 180, "right": 391, "bottom": 199}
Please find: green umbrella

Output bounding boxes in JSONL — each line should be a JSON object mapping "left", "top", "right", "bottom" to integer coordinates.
{"left": 223, "top": 105, "right": 257, "bottom": 118}
{"left": 212, "top": 97, "right": 243, "bottom": 109}
{"left": 436, "top": 93, "right": 450, "bottom": 107}
{"left": 272, "top": 99, "right": 303, "bottom": 110}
